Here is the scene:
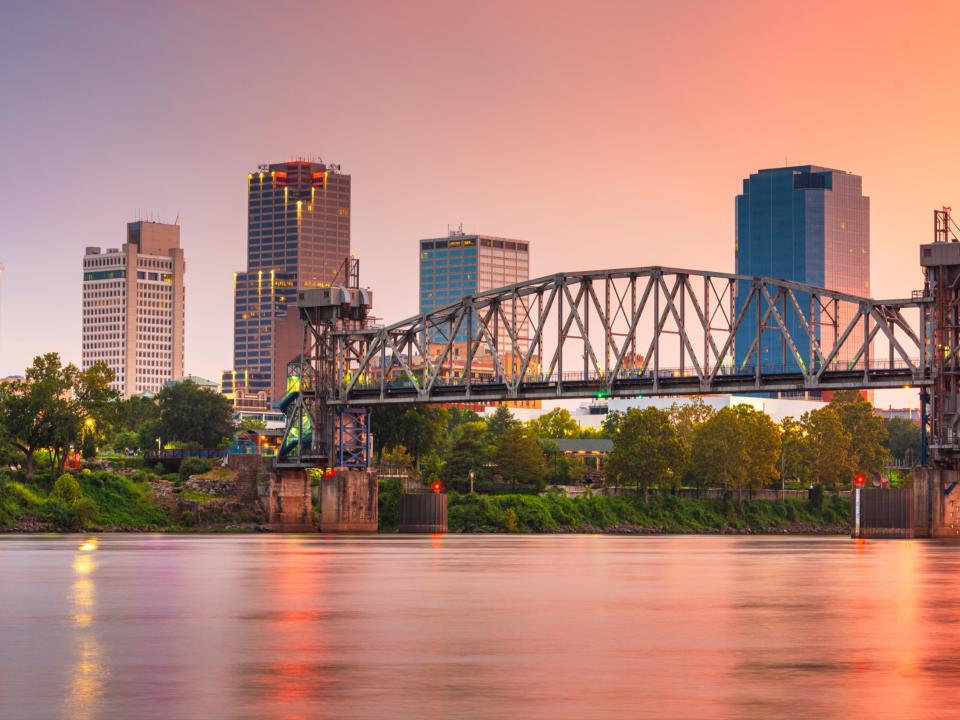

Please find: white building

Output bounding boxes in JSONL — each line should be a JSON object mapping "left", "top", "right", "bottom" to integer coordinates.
{"left": 82, "top": 221, "right": 185, "bottom": 398}
{"left": 485, "top": 394, "right": 827, "bottom": 426}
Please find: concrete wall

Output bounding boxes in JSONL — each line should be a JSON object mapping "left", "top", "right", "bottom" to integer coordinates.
{"left": 319, "top": 470, "right": 378, "bottom": 532}
{"left": 912, "top": 467, "right": 960, "bottom": 538}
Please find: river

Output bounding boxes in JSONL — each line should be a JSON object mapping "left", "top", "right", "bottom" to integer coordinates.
{"left": 0, "top": 534, "right": 957, "bottom": 719}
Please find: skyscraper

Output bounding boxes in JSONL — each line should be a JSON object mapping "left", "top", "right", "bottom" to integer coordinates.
{"left": 224, "top": 160, "right": 351, "bottom": 405}
{"left": 82, "top": 221, "right": 185, "bottom": 398}
{"left": 419, "top": 228, "right": 530, "bottom": 354}
{"left": 734, "top": 165, "right": 870, "bottom": 374}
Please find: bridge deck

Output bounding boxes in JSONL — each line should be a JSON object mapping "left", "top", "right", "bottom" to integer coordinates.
{"left": 335, "top": 368, "right": 926, "bottom": 405}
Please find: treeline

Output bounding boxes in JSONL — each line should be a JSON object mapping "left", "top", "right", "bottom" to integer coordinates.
{"left": 0, "top": 353, "right": 236, "bottom": 483}
{"left": 373, "top": 391, "right": 920, "bottom": 497}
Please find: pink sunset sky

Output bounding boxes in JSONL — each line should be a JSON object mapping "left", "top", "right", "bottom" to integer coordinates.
{"left": 1, "top": 1, "right": 958, "bottom": 407}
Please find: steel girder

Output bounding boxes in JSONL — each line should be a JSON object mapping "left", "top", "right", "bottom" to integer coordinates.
{"left": 330, "top": 267, "right": 930, "bottom": 405}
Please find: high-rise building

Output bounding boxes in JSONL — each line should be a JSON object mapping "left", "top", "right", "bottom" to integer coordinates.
{"left": 224, "top": 160, "right": 351, "bottom": 405}
{"left": 419, "top": 228, "right": 530, "bottom": 351}
{"left": 82, "top": 221, "right": 185, "bottom": 398}
{"left": 734, "top": 165, "right": 869, "bottom": 374}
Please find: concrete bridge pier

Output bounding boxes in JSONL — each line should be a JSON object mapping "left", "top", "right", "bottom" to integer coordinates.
{"left": 912, "top": 466, "right": 960, "bottom": 538}
{"left": 319, "top": 470, "right": 379, "bottom": 532}
{"left": 264, "top": 468, "right": 314, "bottom": 532}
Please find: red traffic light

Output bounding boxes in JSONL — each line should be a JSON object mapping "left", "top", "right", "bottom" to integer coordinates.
{"left": 432, "top": 481, "right": 442, "bottom": 494}
{"left": 854, "top": 474, "right": 866, "bottom": 488}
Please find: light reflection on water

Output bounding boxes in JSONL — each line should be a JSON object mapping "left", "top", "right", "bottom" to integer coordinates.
{"left": 2, "top": 534, "right": 960, "bottom": 719}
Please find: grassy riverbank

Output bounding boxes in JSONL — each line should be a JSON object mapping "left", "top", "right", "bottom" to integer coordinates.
{"left": 1, "top": 470, "right": 171, "bottom": 531}
{"left": 380, "top": 482, "right": 850, "bottom": 534}
{"left": 1, "top": 469, "right": 850, "bottom": 535}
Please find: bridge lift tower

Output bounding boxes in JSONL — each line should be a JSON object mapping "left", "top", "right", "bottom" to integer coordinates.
{"left": 916, "top": 208, "right": 960, "bottom": 536}
{"left": 276, "top": 257, "right": 374, "bottom": 469}
{"left": 270, "top": 257, "right": 379, "bottom": 532}
{"left": 921, "top": 208, "right": 960, "bottom": 466}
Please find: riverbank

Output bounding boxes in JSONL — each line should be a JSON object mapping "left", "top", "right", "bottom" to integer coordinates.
{"left": 0, "top": 469, "right": 850, "bottom": 535}
{"left": 403, "top": 489, "right": 850, "bottom": 535}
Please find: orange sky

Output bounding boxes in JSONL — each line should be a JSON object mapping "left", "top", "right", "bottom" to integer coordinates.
{"left": 1, "top": 0, "right": 959, "bottom": 407}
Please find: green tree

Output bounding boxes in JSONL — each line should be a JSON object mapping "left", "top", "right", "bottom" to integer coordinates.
{"left": 381, "top": 444, "right": 415, "bottom": 469}
{"left": 599, "top": 410, "right": 626, "bottom": 437}
{"left": 371, "top": 405, "right": 408, "bottom": 463}
{"left": 116, "top": 394, "right": 160, "bottom": 432}
{"left": 112, "top": 431, "right": 141, "bottom": 453}
{"left": 137, "top": 418, "right": 163, "bottom": 452}
{"left": 238, "top": 417, "right": 267, "bottom": 431}
{"left": 157, "top": 380, "right": 235, "bottom": 448}
{"left": 486, "top": 406, "right": 519, "bottom": 440}
{"left": 733, "top": 405, "right": 780, "bottom": 493}
{"left": 0, "top": 354, "right": 116, "bottom": 481}
{"left": 689, "top": 407, "right": 749, "bottom": 496}
{"left": 607, "top": 407, "right": 684, "bottom": 502}
{"left": 492, "top": 425, "right": 548, "bottom": 490}
{"left": 669, "top": 399, "right": 715, "bottom": 443}
{"left": 402, "top": 406, "right": 446, "bottom": 468}
{"left": 371, "top": 405, "right": 446, "bottom": 468}
{"left": 527, "top": 408, "right": 579, "bottom": 439}
{"left": 669, "top": 399, "right": 715, "bottom": 485}
{"left": 801, "top": 406, "right": 852, "bottom": 488}
{"left": 779, "top": 416, "right": 809, "bottom": 486}
{"left": 885, "top": 418, "right": 921, "bottom": 465}
{"left": 829, "top": 391, "right": 889, "bottom": 476}
{"left": 441, "top": 421, "right": 490, "bottom": 488}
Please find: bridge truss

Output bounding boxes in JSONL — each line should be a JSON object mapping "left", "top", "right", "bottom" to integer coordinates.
{"left": 331, "top": 268, "right": 930, "bottom": 406}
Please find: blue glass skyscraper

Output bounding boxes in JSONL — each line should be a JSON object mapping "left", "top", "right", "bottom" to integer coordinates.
{"left": 419, "top": 230, "right": 529, "bottom": 348}
{"left": 734, "top": 165, "right": 869, "bottom": 374}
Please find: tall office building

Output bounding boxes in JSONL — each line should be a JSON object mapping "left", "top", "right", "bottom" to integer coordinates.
{"left": 223, "top": 160, "right": 351, "bottom": 405}
{"left": 734, "top": 165, "right": 869, "bottom": 374}
{"left": 419, "top": 228, "right": 530, "bottom": 352}
{"left": 82, "top": 221, "right": 185, "bottom": 398}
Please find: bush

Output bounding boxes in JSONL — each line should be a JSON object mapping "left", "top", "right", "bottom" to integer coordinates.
{"left": 503, "top": 508, "right": 518, "bottom": 532}
{"left": 444, "top": 492, "right": 850, "bottom": 534}
{"left": 378, "top": 479, "right": 402, "bottom": 531}
{"left": 179, "top": 457, "right": 213, "bottom": 482}
{"left": 78, "top": 471, "right": 169, "bottom": 528}
{"left": 52, "top": 474, "right": 83, "bottom": 504}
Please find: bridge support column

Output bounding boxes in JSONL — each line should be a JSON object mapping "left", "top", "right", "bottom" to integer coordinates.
{"left": 912, "top": 466, "right": 960, "bottom": 538}
{"left": 319, "top": 469, "right": 378, "bottom": 533}
{"left": 265, "top": 468, "right": 314, "bottom": 532}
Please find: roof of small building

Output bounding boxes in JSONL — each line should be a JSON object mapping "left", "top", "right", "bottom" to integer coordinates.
{"left": 548, "top": 438, "right": 613, "bottom": 453}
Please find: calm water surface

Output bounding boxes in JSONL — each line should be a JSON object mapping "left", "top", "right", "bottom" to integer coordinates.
{"left": 1, "top": 534, "right": 958, "bottom": 719}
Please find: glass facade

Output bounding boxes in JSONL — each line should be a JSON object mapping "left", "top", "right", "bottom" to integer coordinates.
{"left": 734, "top": 166, "right": 869, "bottom": 373}
{"left": 230, "top": 161, "right": 350, "bottom": 400}
{"left": 419, "top": 233, "right": 530, "bottom": 347}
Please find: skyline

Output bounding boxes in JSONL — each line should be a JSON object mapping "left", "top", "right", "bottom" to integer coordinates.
{"left": 3, "top": 1, "right": 960, "bottom": 405}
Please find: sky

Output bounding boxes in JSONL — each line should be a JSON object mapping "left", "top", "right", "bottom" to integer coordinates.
{"left": 1, "top": 0, "right": 959, "bottom": 408}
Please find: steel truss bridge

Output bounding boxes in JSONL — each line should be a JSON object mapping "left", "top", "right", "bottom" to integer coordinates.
{"left": 278, "top": 260, "right": 956, "bottom": 470}
{"left": 334, "top": 268, "right": 928, "bottom": 405}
